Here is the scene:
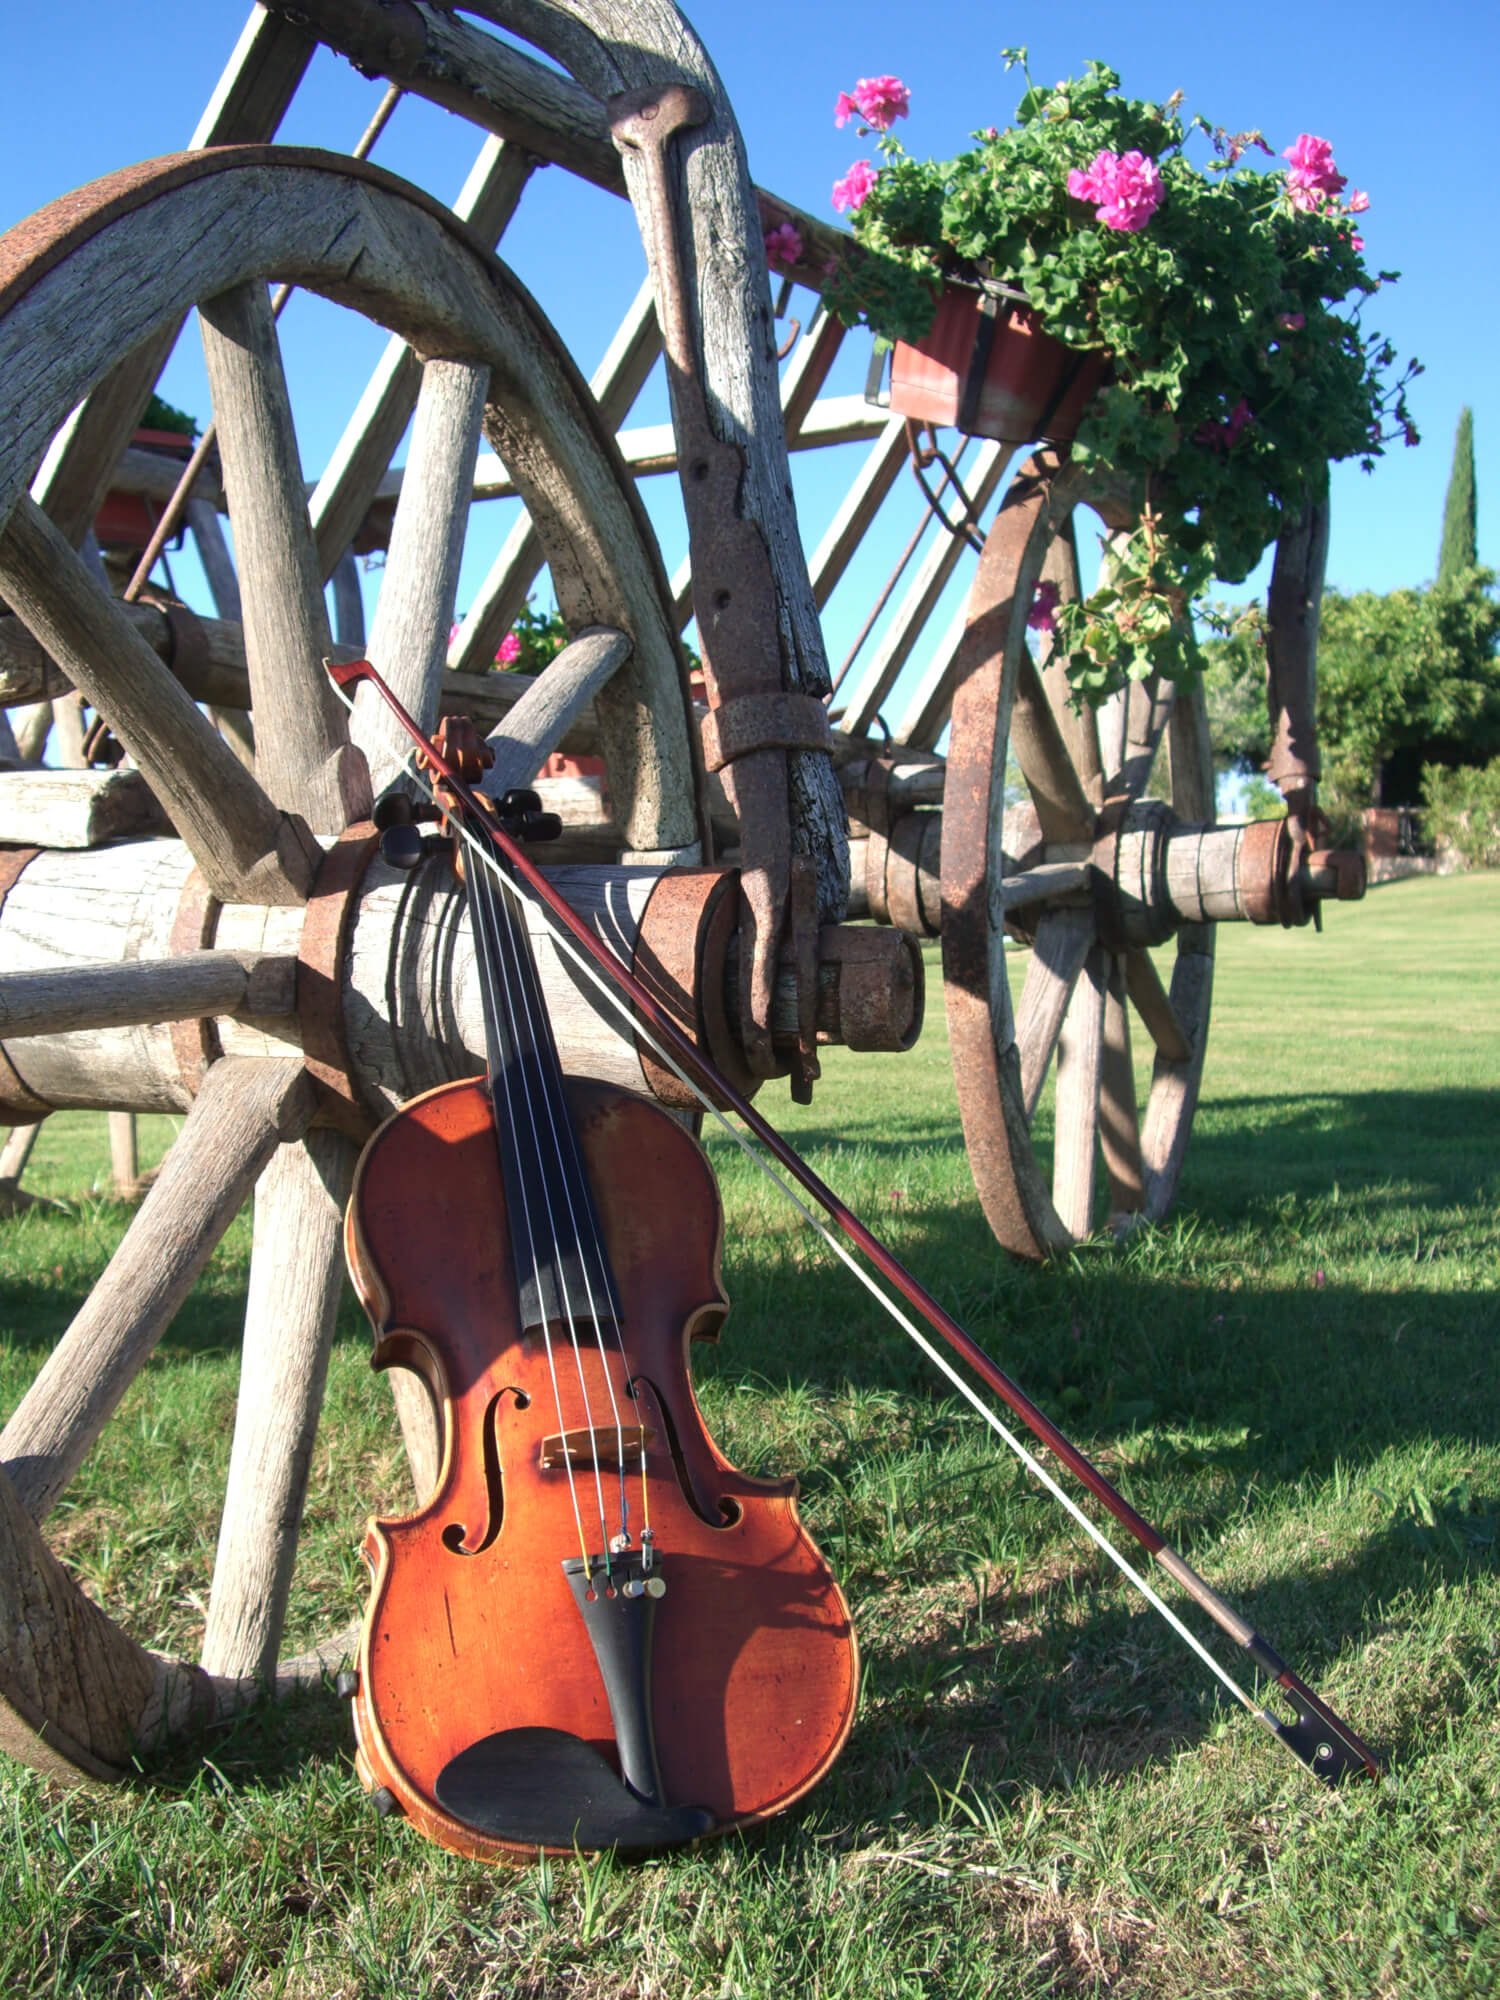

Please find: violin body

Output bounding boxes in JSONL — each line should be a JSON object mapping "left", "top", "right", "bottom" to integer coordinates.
{"left": 344, "top": 1071, "right": 858, "bottom": 1863}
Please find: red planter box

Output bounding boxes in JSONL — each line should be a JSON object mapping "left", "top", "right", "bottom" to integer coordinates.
{"left": 888, "top": 287, "right": 1107, "bottom": 444}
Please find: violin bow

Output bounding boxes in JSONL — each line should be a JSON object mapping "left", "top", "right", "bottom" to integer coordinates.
{"left": 328, "top": 657, "right": 1380, "bottom": 1789}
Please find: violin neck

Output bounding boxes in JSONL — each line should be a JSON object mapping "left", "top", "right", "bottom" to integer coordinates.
{"left": 467, "top": 847, "right": 621, "bottom": 1334}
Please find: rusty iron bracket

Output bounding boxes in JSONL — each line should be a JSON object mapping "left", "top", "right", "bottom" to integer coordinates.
{"left": 905, "top": 421, "right": 987, "bottom": 552}
{"left": 609, "top": 81, "right": 820, "bottom": 1100}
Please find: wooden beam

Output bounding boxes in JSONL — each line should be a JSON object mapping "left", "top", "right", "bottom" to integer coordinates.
{"left": 0, "top": 950, "right": 292, "bottom": 1041}
{"left": 0, "top": 1058, "right": 316, "bottom": 1523}
{"left": 0, "top": 598, "right": 255, "bottom": 710}
{"left": 0, "top": 497, "right": 316, "bottom": 904}
{"left": 0, "top": 769, "right": 167, "bottom": 849}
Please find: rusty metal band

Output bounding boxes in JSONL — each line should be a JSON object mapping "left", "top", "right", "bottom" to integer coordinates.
{"left": 885, "top": 812, "right": 940, "bottom": 938}
{"left": 296, "top": 824, "right": 381, "bottom": 1139}
{"left": 167, "top": 866, "right": 224, "bottom": 1103}
{"left": 1238, "top": 818, "right": 1287, "bottom": 927}
{"left": 698, "top": 691, "right": 833, "bottom": 774}
{"left": 632, "top": 867, "right": 759, "bottom": 1109}
{"left": 0, "top": 848, "right": 51, "bottom": 1124}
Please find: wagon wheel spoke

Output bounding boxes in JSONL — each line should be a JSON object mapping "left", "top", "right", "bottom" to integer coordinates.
{"left": 1033, "top": 514, "right": 1104, "bottom": 809}
{"left": 0, "top": 497, "right": 314, "bottom": 905}
{"left": 350, "top": 357, "right": 490, "bottom": 798}
{"left": 198, "top": 278, "right": 370, "bottom": 833}
{"left": 1051, "top": 943, "right": 1107, "bottom": 1237}
{"left": 1110, "top": 675, "right": 1175, "bottom": 804}
{"left": 1100, "top": 955, "right": 1146, "bottom": 1221}
{"left": 1015, "top": 907, "right": 1094, "bottom": 1121}
{"left": 202, "top": 1127, "right": 354, "bottom": 1682}
{"left": 1123, "top": 945, "right": 1192, "bottom": 1063}
{"left": 0, "top": 1060, "right": 315, "bottom": 1524}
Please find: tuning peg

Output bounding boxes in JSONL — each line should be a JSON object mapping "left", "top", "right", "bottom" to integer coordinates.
{"left": 495, "top": 788, "right": 562, "bottom": 843}
{"left": 373, "top": 792, "right": 441, "bottom": 832}
{"left": 379, "top": 824, "right": 451, "bottom": 871}
{"left": 497, "top": 788, "right": 542, "bottom": 819}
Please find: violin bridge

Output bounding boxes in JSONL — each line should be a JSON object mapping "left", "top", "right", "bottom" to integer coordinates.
{"left": 539, "top": 1424, "right": 656, "bottom": 1472}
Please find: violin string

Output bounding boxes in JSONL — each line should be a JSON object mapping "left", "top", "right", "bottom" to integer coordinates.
{"left": 463, "top": 837, "right": 594, "bottom": 1573}
{"left": 444, "top": 815, "right": 1267, "bottom": 1730}
{"left": 476, "top": 843, "right": 632, "bottom": 1561}
{"left": 470, "top": 837, "right": 619, "bottom": 1568}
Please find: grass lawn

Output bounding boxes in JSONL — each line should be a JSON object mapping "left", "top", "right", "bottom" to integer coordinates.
{"left": 0, "top": 871, "right": 1495, "bottom": 1997}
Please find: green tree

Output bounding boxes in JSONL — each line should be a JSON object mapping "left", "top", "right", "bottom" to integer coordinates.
{"left": 1437, "top": 406, "right": 1477, "bottom": 587}
{"left": 1200, "top": 567, "right": 1500, "bottom": 812}
{"left": 1315, "top": 569, "right": 1500, "bottom": 807}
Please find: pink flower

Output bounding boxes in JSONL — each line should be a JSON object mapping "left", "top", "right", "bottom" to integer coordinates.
{"left": 496, "top": 632, "right": 521, "bottom": 665}
{"left": 764, "top": 221, "right": 805, "bottom": 270}
{"left": 835, "top": 75, "right": 910, "bottom": 131}
{"left": 832, "top": 160, "right": 879, "bottom": 213}
{"left": 1283, "top": 133, "right": 1346, "bottom": 212}
{"left": 1194, "top": 398, "right": 1254, "bottom": 451}
{"left": 1028, "top": 578, "right": 1061, "bottom": 634}
{"left": 1068, "top": 149, "right": 1163, "bottom": 232}
{"left": 1349, "top": 234, "right": 1365, "bottom": 252}
{"left": 1347, "top": 189, "right": 1369, "bottom": 213}
{"left": 1276, "top": 311, "right": 1305, "bottom": 331}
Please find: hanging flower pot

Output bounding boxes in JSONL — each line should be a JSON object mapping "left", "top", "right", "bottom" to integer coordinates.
{"left": 93, "top": 427, "right": 196, "bottom": 553}
{"left": 884, "top": 284, "right": 1108, "bottom": 444}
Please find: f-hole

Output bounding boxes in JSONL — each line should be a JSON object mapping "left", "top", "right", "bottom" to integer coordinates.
{"left": 442, "top": 1389, "right": 527, "bottom": 1555}
{"left": 631, "top": 1374, "right": 741, "bottom": 1528}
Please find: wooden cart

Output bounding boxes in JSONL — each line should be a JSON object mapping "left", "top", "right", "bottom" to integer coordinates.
{"left": 0, "top": 0, "right": 1359, "bottom": 1783}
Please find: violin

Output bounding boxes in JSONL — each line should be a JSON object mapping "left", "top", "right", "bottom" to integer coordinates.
{"left": 330, "top": 654, "right": 1381, "bottom": 1841}
{"left": 341, "top": 714, "right": 857, "bottom": 1862}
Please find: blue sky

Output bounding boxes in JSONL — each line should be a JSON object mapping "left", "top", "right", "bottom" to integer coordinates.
{"left": 3, "top": 0, "right": 1494, "bottom": 696}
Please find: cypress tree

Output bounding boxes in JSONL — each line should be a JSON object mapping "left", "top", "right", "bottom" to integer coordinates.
{"left": 1437, "top": 406, "right": 1477, "bottom": 585}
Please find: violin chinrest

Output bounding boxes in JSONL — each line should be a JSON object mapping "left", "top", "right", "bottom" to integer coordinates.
{"left": 433, "top": 1727, "right": 716, "bottom": 1855}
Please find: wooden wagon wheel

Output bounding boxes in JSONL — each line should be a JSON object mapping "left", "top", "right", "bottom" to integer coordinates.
{"left": 0, "top": 146, "right": 707, "bottom": 1783}
{"left": 941, "top": 451, "right": 1335, "bottom": 1260}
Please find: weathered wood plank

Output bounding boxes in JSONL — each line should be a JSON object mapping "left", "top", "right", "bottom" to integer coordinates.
{"left": 479, "top": 627, "right": 631, "bottom": 798}
{"left": 0, "top": 498, "right": 316, "bottom": 905}
{"left": 0, "top": 769, "right": 167, "bottom": 849}
{"left": 0, "top": 1058, "right": 316, "bottom": 1523}
{"left": 446, "top": 274, "right": 662, "bottom": 678}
